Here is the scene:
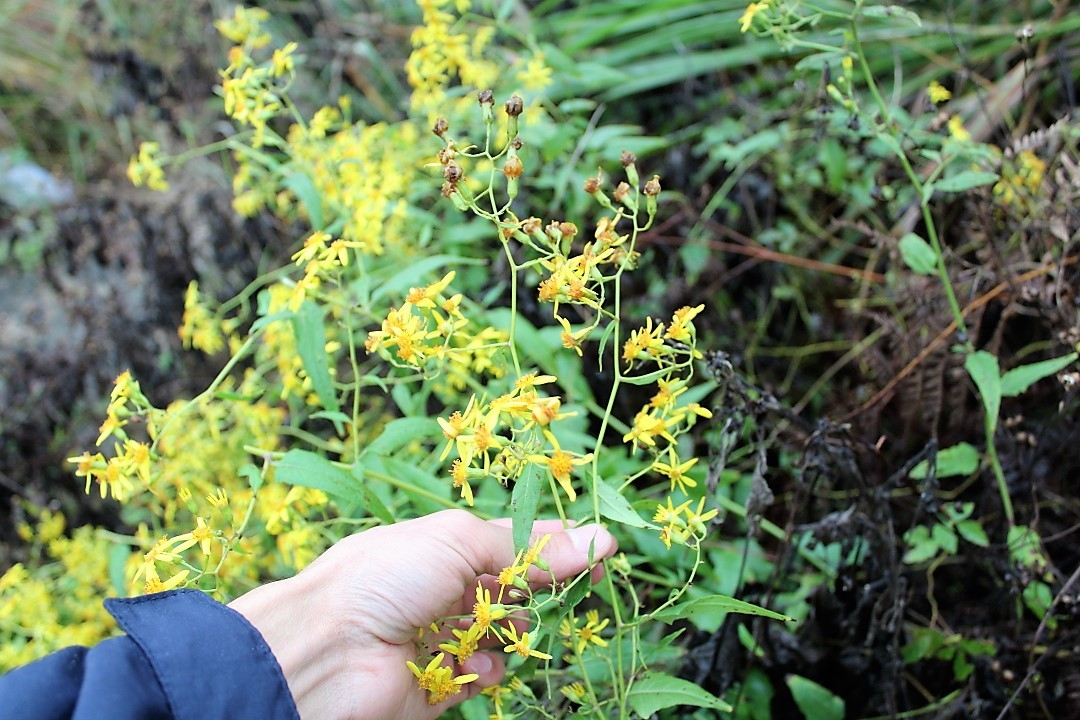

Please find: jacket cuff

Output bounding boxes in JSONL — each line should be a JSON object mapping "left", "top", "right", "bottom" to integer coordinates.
{"left": 106, "top": 589, "right": 300, "bottom": 720}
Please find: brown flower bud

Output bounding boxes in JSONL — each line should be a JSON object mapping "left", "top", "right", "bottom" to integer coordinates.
{"left": 441, "top": 181, "right": 456, "bottom": 198}
{"left": 643, "top": 174, "right": 661, "bottom": 196}
{"left": 443, "top": 160, "right": 463, "bottom": 184}
{"left": 613, "top": 181, "right": 632, "bottom": 204}
{"left": 503, "top": 156, "right": 523, "bottom": 179}
{"left": 505, "top": 95, "right": 524, "bottom": 117}
{"left": 437, "top": 146, "right": 456, "bottom": 165}
{"left": 432, "top": 116, "right": 449, "bottom": 137}
{"left": 478, "top": 89, "right": 495, "bottom": 106}
{"left": 559, "top": 222, "right": 578, "bottom": 239}
{"left": 620, "top": 150, "right": 637, "bottom": 167}
{"left": 583, "top": 175, "right": 602, "bottom": 194}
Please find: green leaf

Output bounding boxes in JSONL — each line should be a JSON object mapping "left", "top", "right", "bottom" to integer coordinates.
{"left": 274, "top": 449, "right": 359, "bottom": 504}
{"left": 627, "top": 672, "right": 732, "bottom": 716}
{"left": 956, "top": 519, "right": 989, "bottom": 548}
{"left": 595, "top": 477, "right": 650, "bottom": 529}
{"left": 932, "top": 523, "right": 958, "bottom": 555}
{"left": 363, "top": 417, "right": 442, "bottom": 457}
{"left": 909, "top": 442, "right": 980, "bottom": 479}
{"left": 929, "top": 170, "right": 999, "bottom": 196}
{"left": 238, "top": 463, "right": 264, "bottom": 493}
{"left": 351, "top": 463, "right": 395, "bottom": 524}
{"left": 861, "top": 4, "right": 922, "bottom": 25}
{"left": 654, "top": 594, "right": 793, "bottom": 632}
{"left": 291, "top": 301, "right": 340, "bottom": 417}
{"left": 965, "top": 351, "right": 1001, "bottom": 430}
{"left": 1000, "top": 352, "right": 1077, "bottom": 397}
{"left": 902, "top": 526, "right": 939, "bottom": 564}
{"left": 368, "top": 255, "right": 483, "bottom": 304}
{"left": 511, "top": 463, "right": 542, "bottom": 554}
{"left": 108, "top": 543, "right": 131, "bottom": 597}
{"left": 786, "top": 675, "right": 845, "bottom": 720}
{"left": 283, "top": 171, "right": 323, "bottom": 230}
{"left": 898, "top": 233, "right": 938, "bottom": 276}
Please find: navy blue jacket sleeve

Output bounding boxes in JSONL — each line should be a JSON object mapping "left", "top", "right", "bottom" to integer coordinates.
{"left": 1, "top": 589, "right": 300, "bottom": 720}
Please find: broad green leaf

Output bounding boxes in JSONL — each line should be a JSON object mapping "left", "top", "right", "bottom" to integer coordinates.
{"left": 654, "top": 594, "right": 793, "bottom": 632}
{"left": 929, "top": 170, "right": 999, "bottom": 196}
{"left": 909, "top": 442, "right": 979, "bottom": 479}
{"left": 1000, "top": 352, "right": 1077, "bottom": 397}
{"left": 902, "top": 526, "right": 938, "bottom": 564}
{"left": 368, "top": 255, "right": 483, "bottom": 304}
{"left": 108, "top": 543, "right": 130, "bottom": 597}
{"left": 898, "top": 233, "right": 938, "bottom": 276}
{"left": 275, "top": 449, "right": 359, "bottom": 504}
{"left": 861, "top": 5, "right": 922, "bottom": 25}
{"left": 595, "top": 477, "right": 650, "bottom": 529}
{"left": 786, "top": 675, "right": 845, "bottom": 720}
{"left": 283, "top": 171, "right": 323, "bottom": 229}
{"left": 351, "top": 463, "right": 395, "bottom": 524}
{"left": 511, "top": 463, "right": 542, "bottom": 554}
{"left": 363, "top": 417, "right": 442, "bottom": 457}
{"left": 965, "top": 351, "right": 1001, "bottom": 430}
{"left": 627, "top": 672, "right": 732, "bottom": 716}
{"left": 956, "top": 519, "right": 990, "bottom": 548}
{"left": 931, "top": 523, "right": 958, "bottom": 555}
{"left": 292, "top": 301, "right": 340, "bottom": 416}
{"left": 238, "top": 463, "right": 263, "bottom": 493}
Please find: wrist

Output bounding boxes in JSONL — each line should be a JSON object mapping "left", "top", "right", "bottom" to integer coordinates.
{"left": 229, "top": 565, "right": 353, "bottom": 719}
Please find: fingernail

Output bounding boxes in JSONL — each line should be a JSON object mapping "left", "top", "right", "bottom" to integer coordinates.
{"left": 467, "top": 651, "right": 493, "bottom": 674}
{"left": 568, "top": 524, "right": 612, "bottom": 557}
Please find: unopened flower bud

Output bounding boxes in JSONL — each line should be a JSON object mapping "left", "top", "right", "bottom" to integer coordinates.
{"left": 432, "top": 117, "right": 449, "bottom": 137}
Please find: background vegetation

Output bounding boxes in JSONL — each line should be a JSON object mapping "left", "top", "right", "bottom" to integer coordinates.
{"left": 2, "top": 0, "right": 1079, "bottom": 717}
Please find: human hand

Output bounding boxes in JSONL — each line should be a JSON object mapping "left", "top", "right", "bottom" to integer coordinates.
{"left": 229, "top": 509, "right": 617, "bottom": 720}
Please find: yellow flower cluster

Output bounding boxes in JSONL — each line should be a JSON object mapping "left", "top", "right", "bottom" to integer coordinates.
{"left": 365, "top": 271, "right": 509, "bottom": 390}
{"left": 411, "top": 534, "right": 553, "bottom": 704}
{"left": 653, "top": 496, "right": 720, "bottom": 549}
{"left": 179, "top": 281, "right": 233, "bottom": 355}
{"left": 0, "top": 512, "right": 118, "bottom": 672}
{"left": 437, "top": 373, "right": 584, "bottom": 504}
{"left": 406, "top": 0, "right": 499, "bottom": 116}
{"left": 126, "top": 141, "right": 169, "bottom": 192}
{"left": 993, "top": 149, "right": 1046, "bottom": 212}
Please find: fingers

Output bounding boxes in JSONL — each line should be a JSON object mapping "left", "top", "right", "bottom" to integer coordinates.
{"left": 434, "top": 510, "right": 618, "bottom": 584}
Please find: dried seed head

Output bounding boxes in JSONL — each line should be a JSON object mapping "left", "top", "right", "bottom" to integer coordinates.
{"left": 432, "top": 116, "right": 449, "bottom": 137}
{"left": 522, "top": 217, "right": 542, "bottom": 235}
{"left": 613, "top": 182, "right": 632, "bottom": 203}
{"left": 478, "top": 89, "right": 495, "bottom": 106}
{"left": 583, "top": 174, "right": 602, "bottom": 194}
{"left": 441, "top": 181, "right": 456, "bottom": 198}
{"left": 437, "top": 146, "right": 456, "bottom": 165}
{"left": 443, "top": 160, "right": 463, "bottom": 184}
{"left": 643, "top": 174, "right": 662, "bottom": 196}
{"left": 505, "top": 95, "right": 524, "bottom": 117}
{"left": 503, "top": 156, "right": 524, "bottom": 180}
{"left": 620, "top": 150, "right": 637, "bottom": 168}
{"left": 559, "top": 222, "right": 578, "bottom": 239}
